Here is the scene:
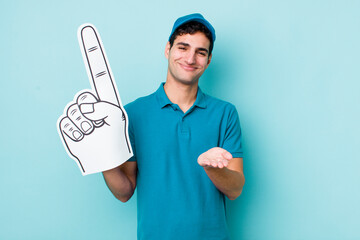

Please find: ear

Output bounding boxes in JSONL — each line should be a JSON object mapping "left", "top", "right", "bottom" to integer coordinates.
{"left": 165, "top": 42, "right": 171, "bottom": 59}
{"left": 207, "top": 53, "right": 212, "bottom": 65}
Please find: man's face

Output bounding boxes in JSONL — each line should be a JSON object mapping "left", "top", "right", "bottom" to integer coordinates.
{"left": 165, "top": 32, "right": 212, "bottom": 85}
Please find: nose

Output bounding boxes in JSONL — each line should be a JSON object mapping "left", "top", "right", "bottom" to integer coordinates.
{"left": 185, "top": 51, "right": 196, "bottom": 65}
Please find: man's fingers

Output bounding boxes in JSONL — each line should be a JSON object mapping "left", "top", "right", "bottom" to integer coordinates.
{"left": 67, "top": 103, "right": 94, "bottom": 135}
{"left": 217, "top": 161, "right": 224, "bottom": 168}
{"left": 198, "top": 147, "right": 233, "bottom": 169}
{"left": 203, "top": 160, "right": 210, "bottom": 166}
{"left": 78, "top": 24, "right": 120, "bottom": 106}
{"left": 211, "top": 160, "right": 218, "bottom": 168}
{"left": 222, "top": 151, "right": 233, "bottom": 160}
{"left": 59, "top": 117, "right": 84, "bottom": 141}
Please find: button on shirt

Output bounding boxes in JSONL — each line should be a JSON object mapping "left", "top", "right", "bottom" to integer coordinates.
{"left": 124, "top": 83, "right": 243, "bottom": 240}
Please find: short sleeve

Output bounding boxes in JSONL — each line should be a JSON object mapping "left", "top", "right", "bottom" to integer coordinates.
{"left": 222, "top": 105, "right": 243, "bottom": 158}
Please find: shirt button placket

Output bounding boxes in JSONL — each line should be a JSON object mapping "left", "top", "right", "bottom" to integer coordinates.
{"left": 181, "top": 116, "right": 190, "bottom": 136}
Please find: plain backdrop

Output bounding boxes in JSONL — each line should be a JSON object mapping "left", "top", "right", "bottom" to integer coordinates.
{"left": 1, "top": 0, "right": 359, "bottom": 239}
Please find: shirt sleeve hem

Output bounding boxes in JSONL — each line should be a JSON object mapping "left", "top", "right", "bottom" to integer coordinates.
{"left": 231, "top": 152, "right": 243, "bottom": 158}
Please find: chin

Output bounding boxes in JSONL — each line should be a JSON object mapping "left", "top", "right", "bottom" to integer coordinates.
{"left": 176, "top": 78, "right": 199, "bottom": 86}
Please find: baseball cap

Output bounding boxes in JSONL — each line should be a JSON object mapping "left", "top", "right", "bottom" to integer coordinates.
{"left": 168, "top": 13, "right": 216, "bottom": 43}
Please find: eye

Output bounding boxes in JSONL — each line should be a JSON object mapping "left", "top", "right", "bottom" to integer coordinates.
{"left": 198, "top": 51, "right": 207, "bottom": 56}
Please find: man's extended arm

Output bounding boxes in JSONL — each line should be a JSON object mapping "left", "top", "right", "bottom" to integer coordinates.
{"left": 198, "top": 147, "right": 245, "bottom": 200}
{"left": 102, "top": 161, "right": 137, "bottom": 202}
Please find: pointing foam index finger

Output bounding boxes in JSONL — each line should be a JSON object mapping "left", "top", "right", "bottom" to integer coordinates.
{"left": 78, "top": 24, "right": 120, "bottom": 106}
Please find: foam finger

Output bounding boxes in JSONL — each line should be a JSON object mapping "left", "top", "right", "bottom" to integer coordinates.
{"left": 59, "top": 117, "right": 84, "bottom": 141}
{"left": 77, "top": 92, "right": 104, "bottom": 127}
{"left": 78, "top": 24, "right": 120, "bottom": 106}
{"left": 67, "top": 103, "right": 94, "bottom": 135}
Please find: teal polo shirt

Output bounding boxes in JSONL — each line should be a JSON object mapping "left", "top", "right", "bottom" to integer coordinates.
{"left": 125, "top": 83, "right": 243, "bottom": 240}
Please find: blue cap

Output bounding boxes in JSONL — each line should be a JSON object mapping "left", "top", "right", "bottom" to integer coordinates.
{"left": 169, "top": 13, "right": 216, "bottom": 43}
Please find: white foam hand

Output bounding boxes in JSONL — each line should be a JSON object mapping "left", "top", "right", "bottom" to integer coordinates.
{"left": 57, "top": 24, "right": 133, "bottom": 175}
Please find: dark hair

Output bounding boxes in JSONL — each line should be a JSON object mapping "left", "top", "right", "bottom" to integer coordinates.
{"left": 169, "top": 21, "right": 214, "bottom": 56}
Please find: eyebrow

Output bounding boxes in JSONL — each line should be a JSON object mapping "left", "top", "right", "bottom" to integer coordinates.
{"left": 176, "top": 42, "right": 209, "bottom": 54}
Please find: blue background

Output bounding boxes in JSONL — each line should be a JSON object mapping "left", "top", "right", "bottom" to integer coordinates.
{"left": 1, "top": 0, "right": 360, "bottom": 239}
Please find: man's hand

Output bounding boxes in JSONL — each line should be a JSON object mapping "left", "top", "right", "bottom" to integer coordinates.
{"left": 57, "top": 24, "right": 132, "bottom": 175}
{"left": 197, "top": 147, "right": 233, "bottom": 169}
{"left": 198, "top": 147, "right": 245, "bottom": 200}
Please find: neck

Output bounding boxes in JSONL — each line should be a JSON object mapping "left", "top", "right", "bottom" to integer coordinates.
{"left": 163, "top": 79, "right": 198, "bottom": 113}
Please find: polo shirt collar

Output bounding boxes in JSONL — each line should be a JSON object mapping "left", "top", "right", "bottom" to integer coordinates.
{"left": 193, "top": 86, "right": 207, "bottom": 109}
{"left": 156, "top": 82, "right": 207, "bottom": 109}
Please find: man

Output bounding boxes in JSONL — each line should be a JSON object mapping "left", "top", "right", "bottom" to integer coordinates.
{"left": 102, "top": 13, "right": 245, "bottom": 240}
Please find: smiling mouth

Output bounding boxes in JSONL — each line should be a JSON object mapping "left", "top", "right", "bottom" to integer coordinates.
{"left": 179, "top": 63, "right": 197, "bottom": 71}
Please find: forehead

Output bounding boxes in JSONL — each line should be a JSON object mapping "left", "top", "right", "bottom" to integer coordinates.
{"left": 173, "top": 32, "right": 210, "bottom": 50}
